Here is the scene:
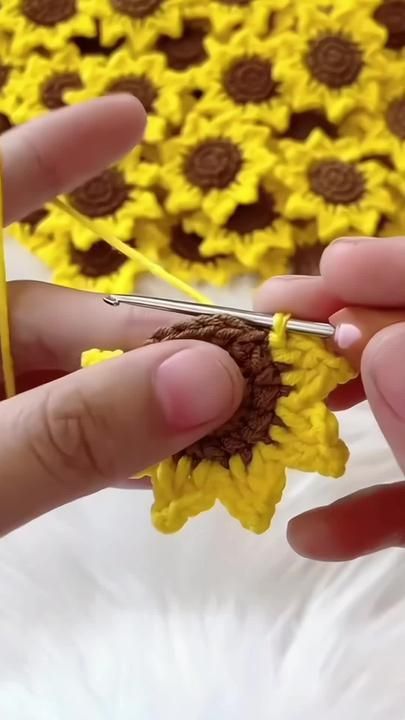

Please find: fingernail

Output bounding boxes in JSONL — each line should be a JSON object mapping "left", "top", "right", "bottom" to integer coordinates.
{"left": 368, "top": 324, "right": 405, "bottom": 422}
{"left": 155, "top": 348, "right": 240, "bottom": 430}
{"left": 334, "top": 323, "right": 362, "bottom": 350}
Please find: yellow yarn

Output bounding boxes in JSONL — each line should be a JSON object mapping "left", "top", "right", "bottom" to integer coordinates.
{"left": 83, "top": 315, "right": 355, "bottom": 535}
{"left": 0, "top": 152, "right": 15, "bottom": 398}
{"left": 53, "top": 199, "right": 212, "bottom": 305}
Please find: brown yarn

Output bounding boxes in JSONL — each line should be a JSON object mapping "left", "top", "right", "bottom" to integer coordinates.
{"left": 306, "top": 34, "right": 363, "bottom": 89}
{"left": 106, "top": 76, "right": 157, "bottom": 112}
{"left": 41, "top": 72, "right": 83, "bottom": 110}
{"left": 23, "top": 0, "right": 76, "bottom": 26}
{"left": 309, "top": 159, "right": 365, "bottom": 205}
{"left": 69, "top": 168, "right": 130, "bottom": 218}
{"left": 148, "top": 315, "right": 290, "bottom": 468}
{"left": 184, "top": 140, "right": 242, "bottom": 190}
{"left": 156, "top": 21, "right": 208, "bottom": 71}
{"left": 224, "top": 58, "right": 278, "bottom": 104}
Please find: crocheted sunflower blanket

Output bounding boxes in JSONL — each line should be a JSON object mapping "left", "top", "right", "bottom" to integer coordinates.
{"left": 0, "top": 0, "right": 402, "bottom": 292}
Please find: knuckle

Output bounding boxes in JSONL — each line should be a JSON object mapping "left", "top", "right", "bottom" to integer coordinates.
{"left": 32, "top": 387, "right": 116, "bottom": 485}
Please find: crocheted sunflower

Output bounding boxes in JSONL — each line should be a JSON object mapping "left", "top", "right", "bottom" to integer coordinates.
{"left": 82, "top": 314, "right": 355, "bottom": 534}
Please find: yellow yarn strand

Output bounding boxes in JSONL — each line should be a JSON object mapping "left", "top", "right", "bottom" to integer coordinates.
{"left": 0, "top": 155, "right": 15, "bottom": 398}
{"left": 53, "top": 199, "right": 213, "bottom": 305}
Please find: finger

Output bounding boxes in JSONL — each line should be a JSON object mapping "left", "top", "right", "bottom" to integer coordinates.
{"left": 0, "top": 340, "right": 244, "bottom": 536}
{"left": 361, "top": 322, "right": 405, "bottom": 474}
{"left": 331, "top": 307, "right": 405, "bottom": 370}
{"left": 327, "top": 377, "right": 365, "bottom": 411}
{"left": 7, "top": 281, "right": 183, "bottom": 375}
{"left": 2, "top": 95, "right": 146, "bottom": 225}
{"left": 327, "top": 308, "right": 405, "bottom": 411}
{"left": 321, "top": 236, "right": 405, "bottom": 307}
{"left": 287, "top": 482, "right": 405, "bottom": 561}
{"left": 254, "top": 275, "right": 343, "bottom": 321}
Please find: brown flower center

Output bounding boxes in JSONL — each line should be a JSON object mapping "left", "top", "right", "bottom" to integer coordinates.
{"left": 156, "top": 21, "right": 208, "bottom": 71}
{"left": 170, "top": 226, "right": 225, "bottom": 264}
{"left": 111, "top": 0, "right": 162, "bottom": 19}
{"left": 0, "top": 114, "right": 12, "bottom": 135}
{"left": 41, "top": 72, "right": 82, "bottom": 110}
{"left": 224, "top": 57, "right": 277, "bottom": 104}
{"left": 149, "top": 316, "right": 290, "bottom": 468}
{"left": 69, "top": 168, "right": 130, "bottom": 218}
{"left": 307, "top": 34, "right": 363, "bottom": 89}
{"left": 185, "top": 140, "right": 242, "bottom": 190}
{"left": 225, "top": 189, "right": 279, "bottom": 234}
{"left": 309, "top": 160, "right": 365, "bottom": 205}
{"left": 386, "top": 97, "right": 405, "bottom": 138}
{"left": 0, "top": 66, "right": 10, "bottom": 91}
{"left": 22, "top": 0, "right": 76, "bottom": 26}
{"left": 70, "top": 240, "right": 130, "bottom": 277}
{"left": 292, "top": 244, "right": 324, "bottom": 276}
{"left": 21, "top": 208, "right": 49, "bottom": 229}
{"left": 219, "top": 0, "right": 251, "bottom": 5}
{"left": 106, "top": 76, "right": 157, "bottom": 112}
{"left": 283, "top": 111, "right": 338, "bottom": 141}
{"left": 374, "top": 1, "right": 405, "bottom": 50}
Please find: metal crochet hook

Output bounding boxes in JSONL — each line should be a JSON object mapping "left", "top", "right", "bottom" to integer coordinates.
{"left": 103, "top": 294, "right": 335, "bottom": 339}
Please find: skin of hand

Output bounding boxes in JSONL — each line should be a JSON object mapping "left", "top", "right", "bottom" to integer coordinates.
{"left": 0, "top": 96, "right": 244, "bottom": 538}
{"left": 255, "top": 236, "right": 405, "bottom": 562}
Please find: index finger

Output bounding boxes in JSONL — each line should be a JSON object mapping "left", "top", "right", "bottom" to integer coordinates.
{"left": 2, "top": 95, "right": 146, "bottom": 225}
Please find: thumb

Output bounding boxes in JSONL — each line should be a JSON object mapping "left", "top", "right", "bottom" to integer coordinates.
{"left": 361, "top": 322, "right": 405, "bottom": 473}
{"left": 0, "top": 341, "right": 243, "bottom": 536}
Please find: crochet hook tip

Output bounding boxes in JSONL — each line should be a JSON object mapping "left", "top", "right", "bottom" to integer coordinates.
{"left": 103, "top": 295, "right": 120, "bottom": 307}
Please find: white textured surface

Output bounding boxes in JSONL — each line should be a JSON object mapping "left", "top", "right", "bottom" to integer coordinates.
{"left": 0, "top": 238, "right": 404, "bottom": 719}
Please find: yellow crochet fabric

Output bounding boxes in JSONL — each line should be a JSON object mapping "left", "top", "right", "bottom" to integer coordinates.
{"left": 81, "top": 314, "right": 355, "bottom": 535}
{"left": 2, "top": 0, "right": 405, "bottom": 287}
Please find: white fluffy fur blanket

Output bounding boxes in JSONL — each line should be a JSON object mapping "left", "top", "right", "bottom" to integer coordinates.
{"left": 0, "top": 239, "right": 403, "bottom": 720}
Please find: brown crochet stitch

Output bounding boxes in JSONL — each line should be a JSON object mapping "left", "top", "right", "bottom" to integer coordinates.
{"left": 23, "top": 0, "right": 76, "bottom": 26}
{"left": 185, "top": 140, "right": 242, "bottom": 190}
{"left": 224, "top": 58, "right": 278, "bottom": 104}
{"left": 148, "top": 315, "right": 290, "bottom": 468}
{"left": 69, "top": 168, "right": 130, "bottom": 218}
{"left": 307, "top": 34, "right": 363, "bottom": 89}
{"left": 41, "top": 72, "right": 83, "bottom": 110}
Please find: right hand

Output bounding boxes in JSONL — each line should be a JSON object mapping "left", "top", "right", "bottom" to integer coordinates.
{"left": 255, "top": 236, "right": 405, "bottom": 562}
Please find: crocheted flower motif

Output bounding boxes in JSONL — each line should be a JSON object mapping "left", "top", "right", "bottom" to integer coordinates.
{"left": 65, "top": 49, "right": 185, "bottom": 143}
{"left": 275, "top": 130, "right": 395, "bottom": 241}
{"left": 0, "top": 0, "right": 96, "bottom": 56}
{"left": 194, "top": 30, "right": 290, "bottom": 132}
{"left": 9, "top": 45, "right": 84, "bottom": 124}
{"left": 184, "top": 178, "right": 294, "bottom": 270}
{"left": 81, "top": 0, "right": 184, "bottom": 52}
{"left": 160, "top": 112, "right": 275, "bottom": 225}
{"left": 39, "top": 159, "right": 162, "bottom": 250}
{"left": 273, "top": 3, "right": 387, "bottom": 123}
{"left": 83, "top": 314, "right": 354, "bottom": 534}
{"left": 189, "top": 0, "right": 293, "bottom": 39}
{"left": 139, "top": 218, "right": 243, "bottom": 286}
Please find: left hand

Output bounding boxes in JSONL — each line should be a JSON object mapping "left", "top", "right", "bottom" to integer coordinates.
{"left": 0, "top": 96, "right": 243, "bottom": 536}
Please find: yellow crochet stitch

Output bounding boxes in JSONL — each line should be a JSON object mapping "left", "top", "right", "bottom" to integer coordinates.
{"left": 81, "top": 315, "right": 355, "bottom": 535}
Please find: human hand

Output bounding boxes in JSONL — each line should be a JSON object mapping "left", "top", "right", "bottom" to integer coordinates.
{"left": 256, "top": 237, "right": 405, "bottom": 561}
{"left": 0, "top": 97, "right": 244, "bottom": 537}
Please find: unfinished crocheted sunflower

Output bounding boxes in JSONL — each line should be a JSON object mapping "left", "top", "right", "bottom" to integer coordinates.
{"left": 82, "top": 314, "right": 355, "bottom": 534}
{"left": 3, "top": 0, "right": 405, "bottom": 288}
